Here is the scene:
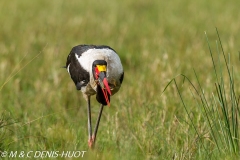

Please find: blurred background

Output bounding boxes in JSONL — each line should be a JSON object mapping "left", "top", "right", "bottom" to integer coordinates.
{"left": 0, "top": 0, "right": 240, "bottom": 159}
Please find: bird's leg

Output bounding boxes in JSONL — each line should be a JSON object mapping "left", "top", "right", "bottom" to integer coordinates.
{"left": 92, "top": 104, "right": 104, "bottom": 146}
{"left": 87, "top": 96, "right": 93, "bottom": 148}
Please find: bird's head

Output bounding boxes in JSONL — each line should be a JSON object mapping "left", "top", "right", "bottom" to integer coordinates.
{"left": 92, "top": 60, "right": 112, "bottom": 106}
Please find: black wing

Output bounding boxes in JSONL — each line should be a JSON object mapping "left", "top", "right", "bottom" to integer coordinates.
{"left": 66, "top": 46, "right": 90, "bottom": 90}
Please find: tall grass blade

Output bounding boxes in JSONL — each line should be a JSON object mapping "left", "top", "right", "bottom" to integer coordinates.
{"left": 173, "top": 79, "right": 210, "bottom": 158}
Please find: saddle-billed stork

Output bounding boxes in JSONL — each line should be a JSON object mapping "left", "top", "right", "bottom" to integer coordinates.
{"left": 65, "top": 45, "right": 124, "bottom": 148}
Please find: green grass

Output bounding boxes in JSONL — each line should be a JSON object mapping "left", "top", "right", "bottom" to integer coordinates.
{"left": 1, "top": 0, "right": 240, "bottom": 159}
{"left": 164, "top": 29, "right": 240, "bottom": 159}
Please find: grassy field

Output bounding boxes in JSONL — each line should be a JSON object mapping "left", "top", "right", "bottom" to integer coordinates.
{"left": 1, "top": 0, "right": 240, "bottom": 159}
